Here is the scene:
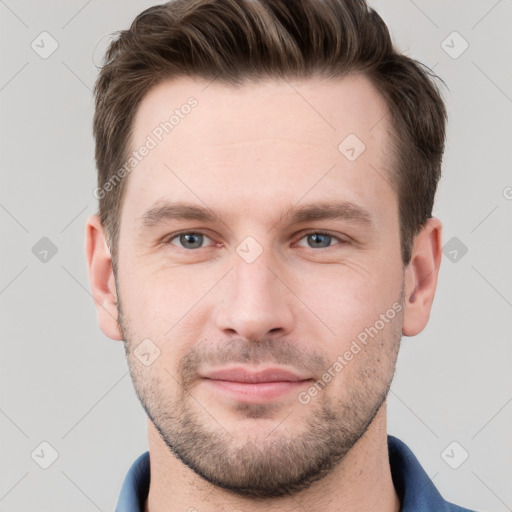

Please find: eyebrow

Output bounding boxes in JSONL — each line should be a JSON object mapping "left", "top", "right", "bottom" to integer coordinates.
{"left": 137, "top": 200, "right": 374, "bottom": 232}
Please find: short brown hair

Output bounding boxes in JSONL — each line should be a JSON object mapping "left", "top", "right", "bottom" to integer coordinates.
{"left": 93, "top": 0, "right": 447, "bottom": 268}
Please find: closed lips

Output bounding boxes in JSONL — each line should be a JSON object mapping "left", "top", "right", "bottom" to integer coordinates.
{"left": 201, "top": 367, "right": 311, "bottom": 383}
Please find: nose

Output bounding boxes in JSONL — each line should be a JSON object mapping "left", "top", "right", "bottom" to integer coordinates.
{"left": 213, "top": 252, "right": 295, "bottom": 342}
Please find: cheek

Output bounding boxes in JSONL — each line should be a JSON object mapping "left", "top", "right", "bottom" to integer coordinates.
{"left": 289, "top": 256, "right": 403, "bottom": 342}
{"left": 118, "top": 250, "right": 210, "bottom": 321}
{"left": 119, "top": 266, "right": 218, "bottom": 373}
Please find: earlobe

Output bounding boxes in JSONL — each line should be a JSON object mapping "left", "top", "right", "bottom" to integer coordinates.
{"left": 402, "top": 217, "right": 442, "bottom": 337}
{"left": 85, "top": 214, "right": 123, "bottom": 341}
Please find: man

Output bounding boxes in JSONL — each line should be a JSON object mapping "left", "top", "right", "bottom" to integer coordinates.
{"left": 85, "top": 0, "right": 478, "bottom": 510}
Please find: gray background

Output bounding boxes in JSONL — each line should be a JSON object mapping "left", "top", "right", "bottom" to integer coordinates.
{"left": 0, "top": 0, "right": 511, "bottom": 510}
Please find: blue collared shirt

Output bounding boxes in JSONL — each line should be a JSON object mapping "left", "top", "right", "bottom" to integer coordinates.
{"left": 115, "top": 435, "right": 477, "bottom": 511}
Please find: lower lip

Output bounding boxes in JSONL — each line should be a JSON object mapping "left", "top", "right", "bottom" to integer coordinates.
{"left": 203, "top": 379, "right": 310, "bottom": 402}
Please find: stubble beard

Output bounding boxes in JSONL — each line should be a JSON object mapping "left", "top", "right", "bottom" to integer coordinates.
{"left": 117, "top": 288, "right": 403, "bottom": 498}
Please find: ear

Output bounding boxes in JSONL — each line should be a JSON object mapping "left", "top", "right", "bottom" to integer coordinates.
{"left": 85, "top": 214, "right": 123, "bottom": 341}
{"left": 402, "top": 217, "right": 442, "bottom": 337}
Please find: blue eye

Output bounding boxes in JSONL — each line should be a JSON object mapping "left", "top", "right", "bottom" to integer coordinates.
{"left": 164, "top": 231, "right": 345, "bottom": 251}
{"left": 168, "top": 232, "right": 212, "bottom": 249}
{"left": 296, "top": 232, "right": 342, "bottom": 249}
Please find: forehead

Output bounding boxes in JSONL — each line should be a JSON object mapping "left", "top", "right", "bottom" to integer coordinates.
{"left": 122, "top": 74, "right": 395, "bottom": 228}
{"left": 131, "top": 74, "right": 390, "bottom": 153}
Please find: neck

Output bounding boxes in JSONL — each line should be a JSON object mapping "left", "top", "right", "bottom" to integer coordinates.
{"left": 144, "top": 405, "right": 400, "bottom": 512}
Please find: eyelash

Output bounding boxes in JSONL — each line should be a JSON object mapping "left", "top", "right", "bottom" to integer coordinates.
{"left": 162, "top": 230, "right": 348, "bottom": 250}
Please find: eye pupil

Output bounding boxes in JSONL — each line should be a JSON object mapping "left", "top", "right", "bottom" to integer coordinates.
{"left": 309, "top": 233, "right": 331, "bottom": 248}
{"left": 181, "top": 233, "right": 203, "bottom": 249}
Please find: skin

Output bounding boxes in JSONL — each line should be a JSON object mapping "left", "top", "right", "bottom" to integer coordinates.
{"left": 86, "top": 74, "right": 442, "bottom": 511}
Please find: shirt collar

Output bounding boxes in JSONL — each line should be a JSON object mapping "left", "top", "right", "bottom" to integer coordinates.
{"left": 115, "top": 451, "right": 150, "bottom": 512}
{"left": 388, "top": 435, "right": 451, "bottom": 510}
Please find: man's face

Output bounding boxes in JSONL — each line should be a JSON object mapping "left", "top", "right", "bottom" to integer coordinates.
{"left": 116, "top": 75, "right": 405, "bottom": 497}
